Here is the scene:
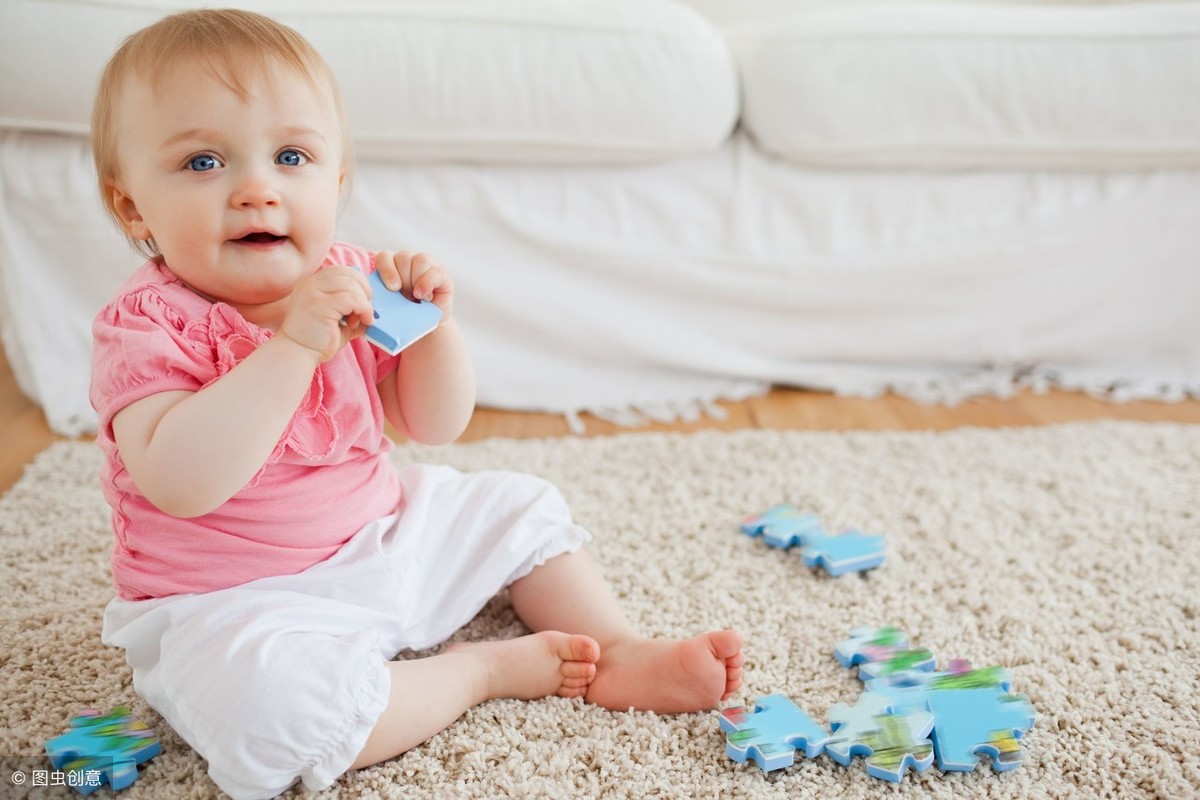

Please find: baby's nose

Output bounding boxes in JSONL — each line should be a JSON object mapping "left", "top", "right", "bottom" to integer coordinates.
{"left": 230, "top": 171, "right": 281, "bottom": 207}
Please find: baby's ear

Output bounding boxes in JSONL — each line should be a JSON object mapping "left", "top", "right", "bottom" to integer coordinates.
{"left": 109, "top": 181, "right": 152, "bottom": 240}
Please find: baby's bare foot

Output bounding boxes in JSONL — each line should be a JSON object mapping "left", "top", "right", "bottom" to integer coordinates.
{"left": 585, "top": 629, "right": 744, "bottom": 714}
{"left": 448, "top": 631, "right": 599, "bottom": 701}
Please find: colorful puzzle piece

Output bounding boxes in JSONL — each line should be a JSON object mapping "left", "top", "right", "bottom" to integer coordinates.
{"left": 929, "top": 664, "right": 1013, "bottom": 692}
{"left": 718, "top": 630, "right": 1035, "bottom": 783}
{"left": 864, "top": 663, "right": 1011, "bottom": 715}
{"left": 926, "top": 686, "right": 1036, "bottom": 772}
{"left": 826, "top": 692, "right": 936, "bottom": 784}
{"left": 45, "top": 706, "right": 162, "bottom": 794}
{"left": 834, "top": 626, "right": 934, "bottom": 679}
{"left": 825, "top": 690, "right": 892, "bottom": 763}
{"left": 856, "top": 648, "right": 936, "bottom": 681}
{"left": 719, "top": 693, "right": 828, "bottom": 771}
{"left": 834, "top": 626, "right": 910, "bottom": 668}
{"left": 364, "top": 270, "right": 443, "bottom": 355}
{"left": 834, "top": 628, "right": 1034, "bottom": 777}
{"left": 859, "top": 711, "right": 937, "bottom": 783}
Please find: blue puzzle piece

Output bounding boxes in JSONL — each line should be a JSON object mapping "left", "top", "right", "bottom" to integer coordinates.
{"left": 856, "top": 649, "right": 936, "bottom": 682}
{"left": 718, "top": 694, "right": 829, "bottom": 771}
{"left": 800, "top": 529, "right": 886, "bottom": 576}
{"left": 825, "top": 690, "right": 893, "bottom": 764}
{"left": 834, "top": 626, "right": 934, "bottom": 681}
{"left": 739, "top": 504, "right": 823, "bottom": 548}
{"left": 825, "top": 628, "right": 1036, "bottom": 780}
{"left": 364, "top": 271, "right": 443, "bottom": 355}
{"left": 861, "top": 712, "right": 936, "bottom": 783}
{"left": 926, "top": 687, "right": 1036, "bottom": 772}
{"left": 827, "top": 692, "right": 935, "bottom": 784}
{"left": 834, "top": 626, "right": 910, "bottom": 668}
{"left": 740, "top": 510, "right": 885, "bottom": 575}
{"left": 864, "top": 664, "right": 1012, "bottom": 715}
{"left": 45, "top": 706, "right": 162, "bottom": 794}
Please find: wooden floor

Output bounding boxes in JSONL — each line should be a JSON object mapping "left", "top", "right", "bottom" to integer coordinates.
{"left": 4, "top": 344, "right": 1199, "bottom": 494}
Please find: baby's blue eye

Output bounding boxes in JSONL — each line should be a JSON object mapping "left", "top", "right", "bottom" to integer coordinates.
{"left": 277, "top": 149, "right": 307, "bottom": 166}
{"left": 186, "top": 154, "right": 220, "bottom": 172}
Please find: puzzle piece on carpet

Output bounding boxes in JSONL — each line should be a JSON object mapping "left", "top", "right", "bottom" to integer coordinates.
{"left": 833, "top": 626, "right": 934, "bottom": 679}
{"left": 826, "top": 691, "right": 934, "bottom": 783}
{"left": 800, "top": 528, "right": 886, "bottom": 576}
{"left": 864, "top": 664, "right": 1012, "bottom": 716}
{"left": 739, "top": 504, "right": 823, "bottom": 548}
{"left": 45, "top": 706, "right": 162, "bottom": 794}
{"left": 364, "top": 270, "right": 444, "bottom": 355}
{"left": 715, "top": 627, "right": 1034, "bottom": 782}
{"left": 825, "top": 627, "right": 1035, "bottom": 781}
{"left": 859, "top": 711, "right": 936, "bottom": 783}
{"left": 740, "top": 508, "right": 885, "bottom": 575}
{"left": 925, "top": 686, "right": 1036, "bottom": 772}
{"left": 824, "top": 690, "right": 892, "bottom": 763}
{"left": 719, "top": 693, "right": 828, "bottom": 771}
{"left": 849, "top": 716, "right": 935, "bottom": 782}
{"left": 834, "top": 626, "right": 911, "bottom": 668}
{"left": 928, "top": 664, "right": 1014, "bottom": 692}
{"left": 856, "top": 648, "right": 936, "bottom": 681}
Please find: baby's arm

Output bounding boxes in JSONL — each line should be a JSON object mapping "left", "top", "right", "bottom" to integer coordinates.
{"left": 111, "top": 267, "right": 374, "bottom": 518}
{"left": 374, "top": 250, "right": 476, "bottom": 444}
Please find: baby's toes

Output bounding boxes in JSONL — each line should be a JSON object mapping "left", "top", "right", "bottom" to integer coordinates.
{"left": 561, "top": 659, "right": 597, "bottom": 683}
{"left": 563, "top": 634, "right": 600, "bottom": 664}
{"left": 709, "top": 629, "right": 744, "bottom": 660}
{"left": 558, "top": 660, "right": 596, "bottom": 698}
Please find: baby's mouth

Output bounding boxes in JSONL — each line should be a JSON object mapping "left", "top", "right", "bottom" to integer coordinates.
{"left": 234, "top": 232, "right": 287, "bottom": 245}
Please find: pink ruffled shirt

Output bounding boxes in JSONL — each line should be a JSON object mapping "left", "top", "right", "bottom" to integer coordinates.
{"left": 90, "top": 242, "right": 402, "bottom": 600}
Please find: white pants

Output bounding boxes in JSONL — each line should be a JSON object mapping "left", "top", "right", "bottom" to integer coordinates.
{"left": 102, "top": 464, "right": 591, "bottom": 800}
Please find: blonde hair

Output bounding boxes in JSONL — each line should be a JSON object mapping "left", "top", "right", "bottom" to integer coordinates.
{"left": 91, "top": 9, "right": 353, "bottom": 257}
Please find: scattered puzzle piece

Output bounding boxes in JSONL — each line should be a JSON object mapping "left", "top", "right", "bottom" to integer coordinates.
{"left": 45, "top": 706, "right": 162, "bottom": 795}
{"left": 364, "top": 270, "right": 443, "bottom": 355}
{"left": 834, "top": 626, "right": 910, "bottom": 668}
{"left": 826, "top": 691, "right": 935, "bottom": 783}
{"left": 928, "top": 665, "right": 1013, "bottom": 692}
{"left": 926, "top": 686, "right": 1036, "bottom": 772}
{"left": 719, "top": 693, "right": 828, "bottom": 771}
{"left": 834, "top": 626, "right": 934, "bottom": 679}
{"left": 856, "top": 648, "right": 936, "bottom": 681}
{"left": 800, "top": 528, "right": 886, "bottom": 576}
{"left": 864, "top": 664, "right": 1011, "bottom": 716}
{"left": 861, "top": 712, "right": 936, "bottom": 783}
{"left": 718, "top": 629, "right": 1035, "bottom": 784}
{"left": 739, "top": 504, "right": 823, "bottom": 548}
{"left": 825, "top": 690, "right": 893, "bottom": 764}
{"left": 740, "top": 507, "right": 885, "bottom": 575}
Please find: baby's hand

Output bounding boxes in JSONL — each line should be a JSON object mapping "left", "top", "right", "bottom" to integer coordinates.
{"left": 279, "top": 266, "right": 373, "bottom": 362}
{"left": 374, "top": 250, "right": 454, "bottom": 318}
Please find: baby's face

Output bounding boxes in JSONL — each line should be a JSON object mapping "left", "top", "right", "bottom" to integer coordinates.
{"left": 109, "top": 58, "right": 345, "bottom": 311}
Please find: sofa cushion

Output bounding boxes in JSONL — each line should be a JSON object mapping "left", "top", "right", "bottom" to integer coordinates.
{"left": 730, "top": 1, "right": 1200, "bottom": 169}
{"left": 0, "top": 0, "right": 738, "bottom": 164}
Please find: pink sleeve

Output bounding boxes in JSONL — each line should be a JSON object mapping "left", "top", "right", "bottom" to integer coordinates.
{"left": 89, "top": 285, "right": 215, "bottom": 434}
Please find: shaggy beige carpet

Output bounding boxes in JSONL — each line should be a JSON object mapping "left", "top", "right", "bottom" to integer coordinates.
{"left": 2, "top": 422, "right": 1198, "bottom": 799}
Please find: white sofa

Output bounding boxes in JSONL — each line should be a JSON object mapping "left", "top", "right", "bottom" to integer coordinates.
{"left": 3, "top": 0, "right": 1199, "bottom": 436}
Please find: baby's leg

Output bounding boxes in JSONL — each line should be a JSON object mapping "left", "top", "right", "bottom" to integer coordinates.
{"left": 352, "top": 631, "right": 598, "bottom": 769}
{"left": 508, "top": 549, "right": 744, "bottom": 714}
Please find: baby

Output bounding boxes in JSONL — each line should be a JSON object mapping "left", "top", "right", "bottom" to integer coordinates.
{"left": 88, "top": 9, "right": 742, "bottom": 799}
